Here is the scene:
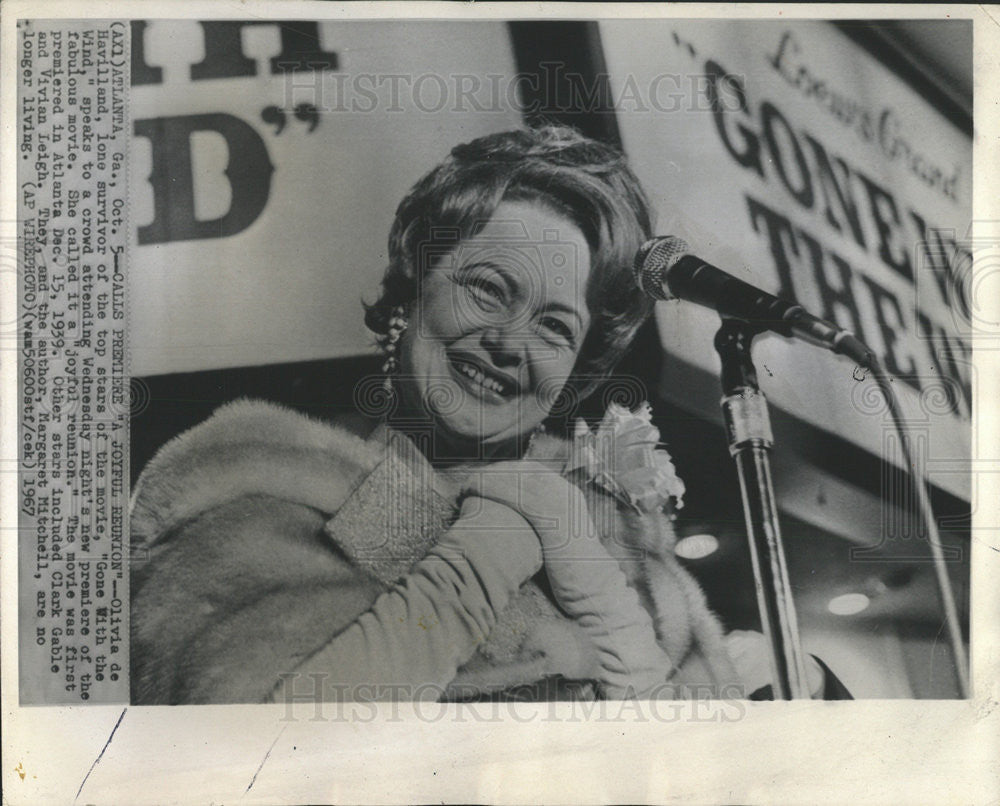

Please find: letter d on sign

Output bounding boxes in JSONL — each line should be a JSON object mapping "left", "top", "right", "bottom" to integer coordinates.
{"left": 134, "top": 114, "right": 274, "bottom": 245}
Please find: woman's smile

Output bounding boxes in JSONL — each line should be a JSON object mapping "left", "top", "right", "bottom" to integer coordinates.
{"left": 447, "top": 350, "right": 521, "bottom": 402}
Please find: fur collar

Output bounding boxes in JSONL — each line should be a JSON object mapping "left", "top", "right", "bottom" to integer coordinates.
{"left": 130, "top": 399, "right": 383, "bottom": 551}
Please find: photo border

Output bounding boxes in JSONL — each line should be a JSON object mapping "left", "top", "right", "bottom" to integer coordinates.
{"left": 2, "top": 2, "right": 997, "bottom": 803}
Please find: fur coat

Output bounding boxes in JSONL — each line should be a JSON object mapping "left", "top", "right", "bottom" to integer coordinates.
{"left": 129, "top": 399, "right": 743, "bottom": 704}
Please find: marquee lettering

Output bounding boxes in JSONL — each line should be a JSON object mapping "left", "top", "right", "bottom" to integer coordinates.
{"left": 134, "top": 114, "right": 274, "bottom": 245}
{"left": 130, "top": 20, "right": 339, "bottom": 86}
{"left": 713, "top": 25, "right": 974, "bottom": 414}
{"left": 746, "top": 193, "right": 971, "bottom": 417}
{"left": 704, "top": 61, "right": 765, "bottom": 178}
{"left": 767, "top": 30, "right": 960, "bottom": 202}
{"left": 801, "top": 133, "right": 866, "bottom": 250}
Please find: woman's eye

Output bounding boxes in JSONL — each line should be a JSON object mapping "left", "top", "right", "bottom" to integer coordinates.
{"left": 467, "top": 279, "right": 505, "bottom": 309}
{"left": 539, "top": 316, "right": 575, "bottom": 344}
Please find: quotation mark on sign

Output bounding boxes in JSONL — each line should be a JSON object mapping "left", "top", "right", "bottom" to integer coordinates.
{"left": 261, "top": 103, "right": 320, "bottom": 134}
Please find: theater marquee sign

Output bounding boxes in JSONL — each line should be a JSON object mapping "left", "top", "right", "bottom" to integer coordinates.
{"left": 601, "top": 20, "right": 972, "bottom": 500}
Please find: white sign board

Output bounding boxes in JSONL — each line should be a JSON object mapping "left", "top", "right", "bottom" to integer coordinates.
{"left": 601, "top": 19, "right": 972, "bottom": 499}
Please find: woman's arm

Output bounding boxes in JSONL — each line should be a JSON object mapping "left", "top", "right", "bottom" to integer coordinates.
{"left": 260, "top": 496, "right": 543, "bottom": 703}
{"left": 134, "top": 492, "right": 544, "bottom": 704}
{"left": 464, "top": 460, "right": 676, "bottom": 698}
{"left": 135, "top": 467, "right": 662, "bottom": 704}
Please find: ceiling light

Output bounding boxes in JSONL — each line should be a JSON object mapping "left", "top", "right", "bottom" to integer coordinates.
{"left": 674, "top": 533, "right": 719, "bottom": 560}
{"left": 827, "top": 593, "right": 871, "bottom": 616}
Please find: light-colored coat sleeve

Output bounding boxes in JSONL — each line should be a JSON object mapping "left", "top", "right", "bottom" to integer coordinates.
{"left": 263, "top": 498, "right": 542, "bottom": 703}
{"left": 132, "top": 493, "right": 543, "bottom": 704}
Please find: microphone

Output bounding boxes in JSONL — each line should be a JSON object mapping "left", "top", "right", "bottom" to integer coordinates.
{"left": 634, "top": 235, "right": 872, "bottom": 365}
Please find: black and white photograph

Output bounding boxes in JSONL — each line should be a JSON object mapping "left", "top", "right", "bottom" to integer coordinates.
{"left": 3, "top": 3, "right": 999, "bottom": 804}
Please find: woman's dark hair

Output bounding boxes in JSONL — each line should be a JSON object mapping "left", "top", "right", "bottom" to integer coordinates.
{"left": 364, "top": 124, "right": 655, "bottom": 399}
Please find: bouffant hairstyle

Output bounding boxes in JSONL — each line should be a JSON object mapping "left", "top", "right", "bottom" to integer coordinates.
{"left": 364, "top": 124, "right": 655, "bottom": 400}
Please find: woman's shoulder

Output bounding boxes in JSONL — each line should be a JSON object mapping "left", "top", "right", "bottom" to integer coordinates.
{"left": 130, "top": 398, "right": 385, "bottom": 551}
{"left": 129, "top": 400, "right": 396, "bottom": 703}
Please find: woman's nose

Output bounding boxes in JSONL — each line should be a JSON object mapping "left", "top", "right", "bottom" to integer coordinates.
{"left": 480, "top": 326, "right": 524, "bottom": 368}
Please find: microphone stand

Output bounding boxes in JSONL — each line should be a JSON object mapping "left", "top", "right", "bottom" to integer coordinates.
{"left": 715, "top": 317, "right": 812, "bottom": 699}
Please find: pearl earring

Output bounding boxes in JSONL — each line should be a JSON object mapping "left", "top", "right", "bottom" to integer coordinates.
{"left": 381, "top": 305, "right": 408, "bottom": 392}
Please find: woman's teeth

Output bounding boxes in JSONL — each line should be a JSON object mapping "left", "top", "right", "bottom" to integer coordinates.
{"left": 457, "top": 361, "right": 507, "bottom": 396}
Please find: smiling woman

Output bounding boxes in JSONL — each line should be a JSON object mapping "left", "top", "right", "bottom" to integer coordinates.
{"left": 128, "top": 125, "right": 834, "bottom": 704}
{"left": 397, "top": 199, "right": 593, "bottom": 452}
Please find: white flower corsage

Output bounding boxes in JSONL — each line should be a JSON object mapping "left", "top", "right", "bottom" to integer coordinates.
{"left": 563, "top": 401, "right": 686, "bottom": 515}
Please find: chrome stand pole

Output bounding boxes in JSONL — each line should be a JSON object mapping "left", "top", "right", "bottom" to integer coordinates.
{"left": 715, "top": 318, "right": 811, "bottom": 699}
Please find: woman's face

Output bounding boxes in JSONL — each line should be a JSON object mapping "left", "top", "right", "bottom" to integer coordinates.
{"left": 398, "top": 199, "right": 592, "bottom": 453}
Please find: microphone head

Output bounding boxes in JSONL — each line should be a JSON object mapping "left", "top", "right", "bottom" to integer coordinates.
{"left": 633, "top": 235, "right": 690, "bottom": 301}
